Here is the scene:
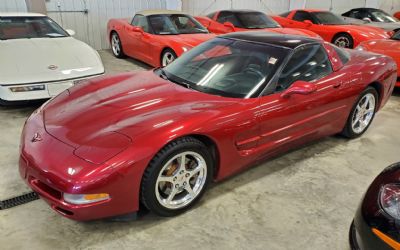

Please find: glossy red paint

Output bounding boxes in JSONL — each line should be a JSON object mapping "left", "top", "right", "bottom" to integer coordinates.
{"left": 107, "top": 18, "right": 215, "bottom": 67}
{"left": 357, "top": 39, "right": 400, "bottom": 87}
{"left": 272, "top": 9, "right": 390, "bottom": 48}
{"left": 394, "top": 12, "right": 400, "bottom": 20}
{"left": 195, "top": 11, "right": 321, "bottom": 38}
{"left": 20, "top": 38, "right": 396, "bottom": 221}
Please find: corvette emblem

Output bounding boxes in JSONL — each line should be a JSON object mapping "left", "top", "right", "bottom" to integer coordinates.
{"left": 48, "top": 65, "right": 58, "bottom": 70}
{"left": 31, "top": 133, "right": 42, "bottom": 143}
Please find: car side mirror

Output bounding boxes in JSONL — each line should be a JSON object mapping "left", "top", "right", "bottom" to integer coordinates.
{"left": 303, "top": 20, "right": 313, "bottom": 26}
{"left": 362, "top": 17, "right": 372, "bottom": 23}
{"left": 223, "top": 22, "right": 235, "bottom": 30}
{"left": 129, "top": 26, "right": 144, "bottom": 33}
{"left": 66, "top": 29, "right": 75, "bottom": 36}
{"left": 281, "top": 80, "right": 317, "bottom": 98}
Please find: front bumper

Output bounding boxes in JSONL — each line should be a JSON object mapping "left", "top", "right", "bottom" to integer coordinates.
{"left": 350, "top": 207, "right": 392, "bottom": 250}
{"left": 19, "top": 111, "right": 141, "bottom": 221}
{"left": 0, "top": 74, "right": 103, "bottom": 102}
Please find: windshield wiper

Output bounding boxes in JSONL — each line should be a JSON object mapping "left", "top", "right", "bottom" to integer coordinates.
{"left": 157, "top": 68, "right": 191, "bottom": 89}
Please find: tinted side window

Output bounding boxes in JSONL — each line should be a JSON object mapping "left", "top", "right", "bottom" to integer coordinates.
{"left": 332, "top": 45, "right": 350, "bottom": 64}
{"left": 207, "top": 12, "right": 216, "bottom": 19}
{"left": 293, "top": 11, "right": 315, "bottom": 23}
{"left": 280, "top": 11, "right": 291, "bottom": 18}
{"left": 217, "top": 12, "right": 240, "bottom": 26}
{"left": 131, "top": 15, "right": 149, "bottom": 32}
{"left": 276, "top": 45, "right": 333, "bottom": 92}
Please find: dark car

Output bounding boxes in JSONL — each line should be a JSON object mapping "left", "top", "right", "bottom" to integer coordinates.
{"left": 350, "top": 162, "right": 400, "bottom": 249}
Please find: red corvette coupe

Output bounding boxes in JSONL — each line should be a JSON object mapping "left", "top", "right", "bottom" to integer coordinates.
{"left": 356, "top": 31, "right": 400, "bottom": 87}
{"left": 195, "top": 9, "right": 320, "bottom": 38}
{"left": 107, "top": 10, "right": 215, "bottom": 67}
{"left": 20, "top": 32, "right": 396, "bottom": 221}
{"left": 273, "top": 9, "right": 390, "bottom": 48}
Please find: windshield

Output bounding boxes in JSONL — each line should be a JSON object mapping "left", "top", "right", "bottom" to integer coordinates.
{"left": 160, "top": 38, "right": 290, "bottom": 98}
{"left": 236, "top": 12, "right": 280, "bottom": 29}
{"left": 148, "top": 14, "right": 208, "bottom": 35}
{"left": 0, "top": 16, "right": 68, "bottom": 40}
{"left": 371, "top": 10, "right": 398, "bottom": 23}
{"left": 392, "top": 30, "right": 400, "bottom": 40}
{"left": 314, "top": 11, "right": 348, "bottom": 25}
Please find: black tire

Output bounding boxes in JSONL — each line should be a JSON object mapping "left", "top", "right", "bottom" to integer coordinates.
{"left": 140, "top": 137, "right": 213, "bottom": 217}
{"left": 110, "top": 32, "right": 125, "bottom": 58}
{"left": 333, "top": 33, "right": 354, "bottom": 48}
{"left": 341, "top": 87, "right": 378, "bottom": 138}
{"left": 160, "top": 48, "right": 177, "bottom": 67}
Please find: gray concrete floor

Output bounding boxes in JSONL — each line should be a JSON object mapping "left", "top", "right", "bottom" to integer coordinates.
{"left": 1, "top": 50, "right": 400, "bottom": 250}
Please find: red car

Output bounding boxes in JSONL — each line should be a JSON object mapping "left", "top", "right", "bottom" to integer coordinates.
{"left": 356, "top": 31, "right": 400, "bottom": 87}
{"left": 395, "top": 11, "right": 400, "bottom": 20}
{"left": 195, "top": 9, "right": 320, "bottom": 38}
{"left": 107, "top": 10, "right": 215, "bottom": 67}
{"left": 20, "top": 32, "right": 396, "bottom": 221}
{"left": 273, "top": 9, "right": 391, "bottom": 48}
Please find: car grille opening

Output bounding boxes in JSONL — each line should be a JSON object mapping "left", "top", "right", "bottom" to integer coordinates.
{"left": 29, "top": 177, "right": 62, "bottom": 200}
{"left": 53, "top": 206, "right": 74, "bottom": 216}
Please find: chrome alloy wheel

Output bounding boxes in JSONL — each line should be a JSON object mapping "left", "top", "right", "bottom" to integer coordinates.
{"left": 162, "top": 52, "right": 176, "bottom": 66}
{"left": 111, "top": 33, "right": 121, "bottom": 56}
{"left": 155, "top": 151, "right": 207, "bottom": 209}
{"left": 351, "top": 93, "right": 376, "bottom": 134}
{"left": 334, "top": 36, "right": 350, "bottom": 48}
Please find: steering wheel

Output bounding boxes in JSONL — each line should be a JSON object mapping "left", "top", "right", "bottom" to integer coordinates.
{"left": 214, "top": 77, "right": 237, "bottom": 88}
{"left": 244, "top": 66, "right": 264, "bottom": 79}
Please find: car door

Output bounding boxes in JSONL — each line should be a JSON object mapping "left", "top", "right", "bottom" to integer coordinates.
{"left": 125, "top": 15, "right": 151, "bottom": 62}
{"left": 210, "top": 11, "right": 237, "bottom": 33}
{"left": 255, "top": 44, "right": 347, "bottom": 158}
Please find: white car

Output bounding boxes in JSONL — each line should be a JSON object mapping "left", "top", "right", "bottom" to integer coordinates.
{"left": 342, "top": 8, "right": 400, "bottom": 33}
{"left": 0, "top": 12, "right": 104, "bottom": 104}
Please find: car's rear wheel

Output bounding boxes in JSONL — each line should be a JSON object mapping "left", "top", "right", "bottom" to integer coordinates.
{"left": 161, "top": 49, "right": 177, "bottom": 67}
{"left": 140, "top": 137, "right": 213, "bottom": 217}
{"left": 333, "top": 33, "right": 354, "bottom": 48}
{"left": 342, "top": 87, "right": 378, "bottom": 138}
{"left": 110, "top": 32, "right": 125, "bottom": 58}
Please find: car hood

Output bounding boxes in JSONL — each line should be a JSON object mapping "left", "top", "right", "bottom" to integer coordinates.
{"left": 43, "top": 71, "right": 235, "bottom": 148}
{"left": 333, "top": 24, "right": 390, "bottom": 39}
{"left": 163, "top": 33, "right": 216, "bottom": 48}
{"left": 0, "top": 37, "right": 104, "bottom": 85}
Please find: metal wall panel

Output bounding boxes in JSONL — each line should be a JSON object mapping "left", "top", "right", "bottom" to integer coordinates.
{"left": 0, "top": 0, "right": 27, "bottom": 12}
{"left": 45, "top": 0, "right": 167, "bottom": 50}
{"left": 182, "top": 0, "right": 289, "bottom": 15}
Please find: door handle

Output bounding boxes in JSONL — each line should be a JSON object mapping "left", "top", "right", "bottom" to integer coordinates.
{"left": 333, "top": 82, "right": 342, "bottom": 88}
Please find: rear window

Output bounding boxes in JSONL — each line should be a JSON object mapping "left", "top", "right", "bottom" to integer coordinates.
{"left": 332, "top": 45, "right": 350, "bottom": 64}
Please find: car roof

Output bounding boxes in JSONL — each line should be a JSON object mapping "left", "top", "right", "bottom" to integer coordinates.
{"left": 0, "top": 12, "right": 45, "bottom": 17}
{"left": 218, "top": 9, "right": 263, "bottom": 14}
{"left": 221, "top": 31, "right": 320, "bottom": 49}
{"left": 136, "top": 9, "right": 188, "bottom": 16}
{"left": 349, "top": 8, "right": 380, "bottom": 11}
{"left": 296, "top": 9, "right": 326, "bottom": 13}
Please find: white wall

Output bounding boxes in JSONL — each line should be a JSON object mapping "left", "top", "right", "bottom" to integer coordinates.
{"left": 182, "top": 0, "right": 289, "bottom": 15}
{"left": 45, "top": 0, "right": 167, "bottom": 50}
{"left": 0, "top": 0, "right": 27, "bottom": 12}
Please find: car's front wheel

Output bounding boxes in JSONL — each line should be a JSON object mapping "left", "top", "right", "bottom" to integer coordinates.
{"left": 110, "top": 32, "right": 125, "bottom": 58}
{"left": 140, "top": 137, "right": 213, "bottom": 216}
{"left": 342, "top": 87, "right": 378, "bottom": 138}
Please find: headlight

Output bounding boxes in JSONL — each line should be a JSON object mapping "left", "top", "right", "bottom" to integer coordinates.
{"left": 380, "top": 184, "right": 400, "bottom": 219}
{"left": 182, "top": 46, "right": 192, "bottom": 53}
{"left": 63, "top": 193, "right": 110, "bottom": 205}
{"left": 355, "top": 45, "right": 365, "bottom": 51}
{"left": 10, "top": 85, "right": 45, "bottom": 92}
